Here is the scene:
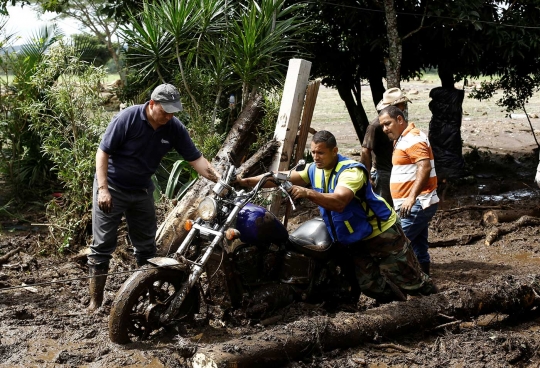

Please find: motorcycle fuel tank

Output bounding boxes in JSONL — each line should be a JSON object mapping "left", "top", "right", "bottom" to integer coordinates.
{"left": 236, "top": 203, "right": 288, "bottom": 244}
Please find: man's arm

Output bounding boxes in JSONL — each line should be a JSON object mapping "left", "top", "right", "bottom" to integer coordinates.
{"left": 96, "top": 148, "right": 113, "bottom": 213}
{"left": 289, "top": 185, "right": 354, "bottom": 213}
{"left": 189, "top": 156, "right": 220, "bottom": 183}
{"left": 237, "top": 170, "right": 307, "bottom": 188}
{"left": 398, "top": 158, "right": 431, "bottom": 217}
{"left": 359, "top": 147, "right": 373, "bottom": 173}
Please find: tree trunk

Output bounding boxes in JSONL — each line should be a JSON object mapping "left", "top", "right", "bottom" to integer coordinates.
{"left": 382, "top": 0, "right": 402, "bottom": 89}
{"left": 483, "top": 209, "right": 540, "bottom": 225}
{"left": 368, "top": 65, "right": 386, "bottom": 109}
{"left": 335, "top": 79, "right": 369, "bottom": 142}
{"left": 155, "top": 95, "right": 264, "bottom": 253}
{"left": 235, "top": 139, "right": 280, "bottom": 180}
{"left": 438, "top": 62, "right": 455, "bottom": 89}
{"left": 191, "top": 275, "right": 540, "bottom": 368}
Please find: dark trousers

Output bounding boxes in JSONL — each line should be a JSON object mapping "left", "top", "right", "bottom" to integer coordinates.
{"left": 89, "top": 177, "right": 157, "bottom": 265}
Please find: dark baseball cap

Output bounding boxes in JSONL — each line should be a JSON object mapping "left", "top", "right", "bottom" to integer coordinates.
{"left": 151, "top": 83, "right": 183, "bottom": 113}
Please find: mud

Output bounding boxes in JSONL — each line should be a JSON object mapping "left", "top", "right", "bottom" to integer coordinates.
{"left": 3, "top": 85, "right": 540, "bottom": 366}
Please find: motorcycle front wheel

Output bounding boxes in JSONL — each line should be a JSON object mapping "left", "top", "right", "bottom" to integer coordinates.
{"left": 109, "top": 266, "right": 198, "bottom": 344}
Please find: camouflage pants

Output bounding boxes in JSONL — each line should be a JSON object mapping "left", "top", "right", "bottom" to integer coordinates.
{"left": 350, "top": 223, "right": 437, "bottom": 302}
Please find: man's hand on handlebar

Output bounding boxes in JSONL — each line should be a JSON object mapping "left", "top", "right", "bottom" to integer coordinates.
{"left": 288, "top": 185, "right": 310, "bottom": 201}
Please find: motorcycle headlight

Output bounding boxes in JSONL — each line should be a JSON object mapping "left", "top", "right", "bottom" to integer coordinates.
{"left": 197, "top": 197, "right": 217, "bottom": 221}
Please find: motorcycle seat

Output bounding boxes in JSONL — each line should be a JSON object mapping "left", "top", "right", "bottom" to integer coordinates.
{"left": 288, "top": 217, "right": 333, "bottom": 259}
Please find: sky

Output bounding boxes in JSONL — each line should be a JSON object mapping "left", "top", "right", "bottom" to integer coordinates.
{"left": 4, "top": 5, "right": 82, "bottom": 45}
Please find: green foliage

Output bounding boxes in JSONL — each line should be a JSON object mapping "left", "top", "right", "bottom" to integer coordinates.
{"left": 470, "top": 72, "right": 540, "bottom": 112}
{"left": 165, "top": 159, "right": 198, "bottom": 199}
{"left": 151, "top": 174, "right": 162, "bottom": 202}
{"left": 301, "top": 0, "right": 540, "bottom": 139}
{"left": 71, "top": 33, "right": 112, "bottom": 66}
{"left": 22, "top": 43, "right": 109, "bottom": 251}
{"left": 0, "top": 25, "right": 63, "bottom": 198}
{"left": 120, "top": 0, "right": 307, "bottom": 130}
{"left": 250, "top": 92, "right": 280, "bottom": 155}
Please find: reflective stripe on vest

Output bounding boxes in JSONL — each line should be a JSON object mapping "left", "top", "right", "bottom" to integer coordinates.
{"left": 307, "top": 154, "right": 392, "bottom": 244}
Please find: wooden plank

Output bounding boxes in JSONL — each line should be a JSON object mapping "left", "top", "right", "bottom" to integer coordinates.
{"left": 268, "top": 58, "right": 312, "bottom": 216}
{"left": 294, "top": 78, "right": 321, "bottom": 163}
{"left": 283, "top": 78, "right": 322, "bottom": 227}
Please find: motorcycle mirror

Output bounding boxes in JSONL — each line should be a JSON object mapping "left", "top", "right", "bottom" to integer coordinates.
{"left": 295, "top": 159, "right": 306, "bottom": 171}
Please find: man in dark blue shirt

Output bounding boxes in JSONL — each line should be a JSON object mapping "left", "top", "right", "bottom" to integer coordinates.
{"left": 87, "top": 83, "right": 220, "bottom": 312}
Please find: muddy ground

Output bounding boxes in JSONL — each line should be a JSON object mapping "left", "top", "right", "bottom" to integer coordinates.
{"left": 2, "top": 83, "right": 540, "bottom": 367}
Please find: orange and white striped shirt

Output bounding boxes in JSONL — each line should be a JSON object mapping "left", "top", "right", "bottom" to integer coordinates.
{"left": 390, "top": 123, "right": 439, "bottom": 210}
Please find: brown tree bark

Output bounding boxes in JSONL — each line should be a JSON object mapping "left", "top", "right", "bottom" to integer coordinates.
{"left": 335, "top": 78, "right": 370, "bottom": 141}
{"left": 484, "top": 215, "right": 540, "bottom": 246}
{"left": 155, "top": 95, "right": 264, "bottom": 253}
{"left": 191, "top": 275, "right": 540, "bottom": 368}
{"left": 382, "top": 0, "right": 402, "bottom": 89}
{"left": 235, "top": 140, "right": 280, "bottom": 180}
{"left": 483, "top": 209, "right": 540, "bottom": 225}
{"left": 0, "top": 247, "right": 21, "bottom": 265}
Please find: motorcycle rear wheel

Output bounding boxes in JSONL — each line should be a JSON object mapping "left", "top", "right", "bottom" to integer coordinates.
{"left": 109, "top": 267, "right": 198, "bottom": 344}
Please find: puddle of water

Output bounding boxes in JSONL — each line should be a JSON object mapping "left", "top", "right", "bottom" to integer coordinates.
{"left": 472, "top": 188, "right": 540, "bottom": 203}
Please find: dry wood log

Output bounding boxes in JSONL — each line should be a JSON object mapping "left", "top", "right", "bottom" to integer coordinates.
{"left": 191, "top": 274, "right": 540, "bottom": 368}
{"left": 235, "top": 140, "right": 280, "bottom": 180}
{"left": 156, "top": 95, "right": 264, "bottom": 254}
{"left": 0, "top": 247, "right": 21, "bottom": 265}
{"left": 485, "top": 215, "right": 540, "bottom": 246}
{"left": 483, "top": 209, "right": 540, "bottom": 225}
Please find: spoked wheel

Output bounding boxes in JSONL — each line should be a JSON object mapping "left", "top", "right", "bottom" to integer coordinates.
{"left": 109, "top": 267, "right": 198, "bottom": 344}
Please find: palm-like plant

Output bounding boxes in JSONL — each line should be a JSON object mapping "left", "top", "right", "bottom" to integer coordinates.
{"left": 120, "top": 0, "right": 307, "bottom": 113}
{"left": 120, "top": 2, "right": 175, "bottom": 82}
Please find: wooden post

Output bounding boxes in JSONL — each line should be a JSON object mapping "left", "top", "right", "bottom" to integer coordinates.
{"left": 283, "top": 78, "right": 321, "bottom": 227}
{"left": 294, "top": 78, "right": 321, "bottom": 163}
{"left": 268, "top": 59, "right": 312, "bottom": 216}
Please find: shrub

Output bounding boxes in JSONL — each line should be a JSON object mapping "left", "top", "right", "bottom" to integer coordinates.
{"left": 23, "top": 43, "right": 111, "bottom": 252}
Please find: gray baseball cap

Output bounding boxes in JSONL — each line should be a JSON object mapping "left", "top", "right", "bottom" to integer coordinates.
{"left": 151, "top": 83, "right": 183, "bottom": 113}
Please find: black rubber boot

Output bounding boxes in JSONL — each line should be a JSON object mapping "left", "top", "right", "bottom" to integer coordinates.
{"left": 420, "top": 262, "right": 430, "bottom": 276}
{"left": 88, "top": 262, "right": 109, "bottom": 312}
{"left": 137, "top": 259, "right": 148, "bottom": 268}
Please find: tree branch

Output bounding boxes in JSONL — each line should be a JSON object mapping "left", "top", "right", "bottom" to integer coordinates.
{"left": 403, "top": 0, "right": 429, "bottom": 40}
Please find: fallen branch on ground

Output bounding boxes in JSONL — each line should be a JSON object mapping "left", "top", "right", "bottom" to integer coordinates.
{"left": 0, "top": 247, "right": 21, "bottom": 265}
{"left": 483, "top": 209, "right": 540, "bottom": 225}
{"left": 366, "top": 343, "right": 412, "bottom": 353}
{"left": 430, "top": 233, "right": 484, "bottom": 247}
{"left": 191, "top": 275, "right": 540, "bottom": 367}
{"left": 485, "top": 216, "right": 540, "bottom": 245}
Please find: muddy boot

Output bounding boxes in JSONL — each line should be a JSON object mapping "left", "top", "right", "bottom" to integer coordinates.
{"left": 88, "top": 262, "right": 109, "bottom": 312}
{"left": 420, "top": 262, "right": 430, "bottom": 276}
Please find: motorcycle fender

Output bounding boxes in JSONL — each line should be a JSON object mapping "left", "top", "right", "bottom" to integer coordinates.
{"left": 147, "top": 257, "right": 181, "bottom": 267}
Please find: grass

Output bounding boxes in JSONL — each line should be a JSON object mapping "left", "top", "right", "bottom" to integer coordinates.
{"left": 312, "top": 74, "right": 540, "bottom": 134}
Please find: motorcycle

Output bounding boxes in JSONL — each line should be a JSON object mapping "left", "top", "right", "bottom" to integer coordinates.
{"left": 108, "top": 160, "right": 359, "bottom": 344}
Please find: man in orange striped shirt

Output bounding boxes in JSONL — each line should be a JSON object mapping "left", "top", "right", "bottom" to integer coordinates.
{"left": 378, "top": 105, "right": 439, "bottom": 276}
